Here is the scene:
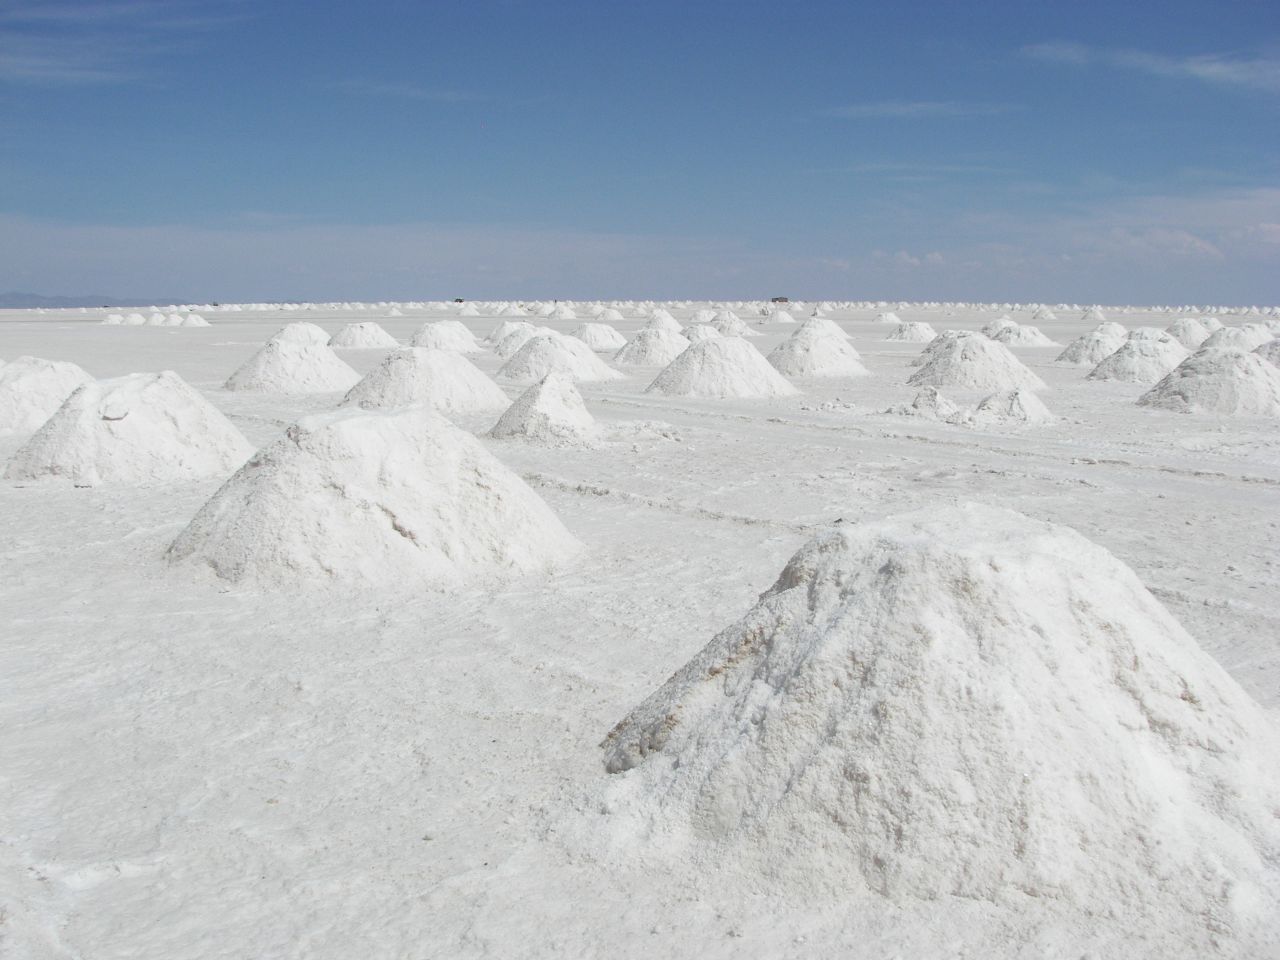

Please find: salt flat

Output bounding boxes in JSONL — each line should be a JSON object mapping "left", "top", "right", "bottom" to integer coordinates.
{"left": 2, "top": 301, "right": 1278, "bottom": 958}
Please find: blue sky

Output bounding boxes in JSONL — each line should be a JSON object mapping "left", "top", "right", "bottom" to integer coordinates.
{"left": 1, "top": 0, "right": 1277, "bottom": 303}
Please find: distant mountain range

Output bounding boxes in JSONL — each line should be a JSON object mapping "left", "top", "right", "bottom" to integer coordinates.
{"left": 0, "top": 292, "right": 186, "bottom": 309}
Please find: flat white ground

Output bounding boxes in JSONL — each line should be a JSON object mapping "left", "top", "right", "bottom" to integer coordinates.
{"left": 2, "top": 303, "right": 1277, "bottom": 958}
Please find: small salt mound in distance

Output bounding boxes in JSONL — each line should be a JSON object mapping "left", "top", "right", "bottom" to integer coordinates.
{"left": 1201, "top": 324, "right": 1274, "bottom": 352}
{"left": 768, "top": 309, "right": 797, "bottom": 324}
{"left": 1087, "top": 332, "right": 1188, "bottom": 384}
{"left": 547, "top": 303, "right": 577, "bottom": 321}
{"left": 597, "top": 307, "right": 625, "bottom": 323}
{"left": 270, "top": 322, "right": 331, "bottom": 346}
{"left": 689, "top": 308, "right": 716, "bottom": 324}
{"left": 990, "top": 323, "right": 1059, "bottom": 347}
{"left": 1165, "top": 317, "right": 1211, "bottom": 350}
{"left": 1056, "top": 322, "right": 1128, "bottom": 366}
{"left": 1032, "top": 306, "right": 1057, "bottom": 321}
{"left": 1200, "top": 316, "right": 1223, "bottom": 332}
{"left": 767, "top": 324, "right": 867, "bottom": 378}
{"left": 682, "top": 324, "right": 722, "bottom": 344}
{"left": 601, "top": 503, "right": 1280, "bottom": 945}
{"left": 980, "top": 315, "right": 1017, "bottom": 337}
{"left": 499, "top": 333, "right": 624, "bottom": 383}
{"left": 614, "top": 328, "right": 691, "bottom": 367}
{"left": 908, "top": 331, "right": 1046, "bottom": 391}
{"left": 124, "top": 313, "right": 147, "bottom": 326}
{"left": 0, "top": 357, "right": 94, "bottom": 435}
{"left": 225, "top": 340, "right": 361, "bottom": 393}
{"left": 645, "top": 310, "right": 683, "bottom": 335}
{"left": 1138, "top": 349, "right": 1280, "bottom": 417}
{"left": 967, "top": 387, "right": 1055, "bottom": 426}
{"left": 498, "top": 304, "right": 528, "bottom": 318}
{"left": 1082, "top": 306, "right": 1107, "bottom": 322}
{"left": 489, "top": 372, "right": 597, "bottom": 444}
{"left": 887, "top": 321, "right": 936, "bottom": 343}
{"left": 875, "top": 311, "right": 901, "bottom": 324}
{"left": 166, "top": 406, "right": 580, "bottom": 586}
{"left": 488, "top": 319, "right": 533, "bottom": 345}
{"left": 571, "top": 322, "right": 628, "bottom": 351}
{"left": 710, "top": 313, "right": 754, "bottom": 337}
{"left": 180, "top": 314, "right": 211, "bottom": 327}
{"left": 342, "top": 348, "right": 509, "bottom": 415}
{"left": 6, "top": 371, "right": 252, "bottom": 485}
{"left": 328, "top": 321, "right": 398, "bottom": 349}
{"left": 882, "top": 386, "right": 961, "bottom": 422}
{"left": 457, "top": 302, "right": 480, "bottom": 317}
{"left": 102, "top": 314, "right": 124, "bottom": 325}
{"left": 1254, "top": 339, "right": 1280, "bottom": 367}
{"left": 494, "top": 325, "right": 557, "bottom": 359}
{"left": 646, "top": 337, "right": 797, "bottom": 399}
{"left": 796, "top": 316, "right": 850, "bottom": 341}
{"left": 411, "top": 320, "right": 481, "bottom": 354}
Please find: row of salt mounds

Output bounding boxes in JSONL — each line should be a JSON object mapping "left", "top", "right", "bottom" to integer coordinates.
{"left": 6, "top": 372, "right": 252, "bottom": 485}
{"left": 767, "top": 320, "right": 868, "bottom": 378}
{"left": 412, "top": 320, "right": 482, "bottom": 354}
{"left": 1138, "top": 348, "right": 1280, "bottom": 417}
{"left": 886, "top": 320, "right": 936, "bottom": 343}
{"left": 571, "top": 322, "right": 628, "bottom": 352}
{"left": 1165, "top": 317, "right": 1212, "bottom": 350}
{"left": 499, "top": 333, "right": 624, "bottom": 383}
{"left": 225, "top": 340, "right": 361, "bottom": 393}
{"left": 270, "top": 321, "right": 331, "bottom": 346}
{"left": 1087, "top": 329, "right": 1189, "bottom": 384}
{"left": 1202, "top": 323, "right": 1274, "bottom": 352}
{"left": 600, "top": 504, "right": 1280, "bottom": 948}
{"left": 329, "top": 321, "right": 399, "bottom": 349}
{"left": 646, "top": 337, "right": 796, "bottom": 399}
{"left": 683, "top": 324, "right": 722, "bottom": 344}
{"left": 495, "top": 325, "right": 557, "bottom": 359}
{"left": 0, "top": 357, "right": 94, "bottom": 435}
{"left": 167, "top": 407, "right": 580, "bottom": 585}
{"left": 1056, "top": 322, "right": 1127, "bottom": 366}
{"left": 988, "top": 322, "right": 1059, "bottom": 347}
{"left": 908, "top": 331, "right": 1046, "bottom": 391}
{"left": 614, "top": 327, "right": 691, "bottom": 367}
{"left": 342, "top": 348, "right": 509, "bottom": 415}
{"left": 489, "top": 372, "right": 597, "bottom": 444}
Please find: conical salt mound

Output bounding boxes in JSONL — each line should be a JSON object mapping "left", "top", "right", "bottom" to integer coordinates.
{"left": 682, "top": 324, "right": 722, "bottom": 344}
{"left": 710, "top": 314, "right": 755, "bottom": 337}
{"left": 614, "top": 328, "right": 691, "bottom": 367}
{"left": 874, "top": 311, "right": 901, "bottom": 324}
{"left": 328, "top": 321, "right": 399, "bottom": 349}
{"left": 571, "top": 322, "right": 628, "bottom": 351}
{"left": 990, "top": 323, "right": 1059, "bottom": 347}
{"left": 342, "top": 348, "right": 509, "bottom": 415}
{"left": 224, "top": 340, "right": 361, "bottom": 393}
{"left": 886, "top": 321, "right": 936, "bottom": 343}
{"left": 1087, "top": 333, "right": 1188, "bottom": 384}
{"left": 0, "top": 356, "right": 94, "bottom": 435}
{"left": 547, "top": 303, "right": 577, "bottom": 321}
{"left": 967, "top": 387, "right": 1055, "bottom": 426}
{"left": 646, "top": 337, "right": 797, "bottom": 398}
{"left": 270, "top": 322, "right": 331, "bottom": 346}
{"left": 1201, "top": 325, "right": 1274, "bottom": 352}
{"left": 457, "top": 302, "right": 480, "bottom": 317}
{"left": 1055, "top": 323, "right": 1127, "bottom": 366}
{"left": 980, "top": 315, "right": 1017, "bottom": 337}
{"left": 883, "top": 386, "right": 961, "bottom": 422}
{"left": 602, "top": 504, "right": 1280, "bottom": 946}
{"left": 488, "top": 320, "right": 533, "bottom": 344}
{"left": 498, "top": 334, "right": 623, "bottom": 383}
{"left": 1165, "top": 317, "right": 1211, "bottom": 350}
{"left": 180, "top": 314, "right": 211, "bottom": 327}
{"left": 645, "top": 310, "right": 682, "bottom": 335}
{"left": 1138, "top": 349, "right": 1280, "bottom": 417}
{"left": 794, "top": 316, "right": 850, "bottom": 341}
{"left": 489, "top": 372, "right": 597, "bottom": 444}
{"left": 166, "top": 407, "right": 580, "bottom": 586}
{"left": 412, "top": 320, "right": 482, "bottom": 354}
{"left": 494, "top": 325, "right": 556, "bottom": 359}
{"left": 767, "top": 325, "right": 867, "bottom": 378}
{"left": 6, "top": 372, "right": 252, "bottom": 485}
{"left": 908, "top": 331, "right": 1046, "bottom": 391}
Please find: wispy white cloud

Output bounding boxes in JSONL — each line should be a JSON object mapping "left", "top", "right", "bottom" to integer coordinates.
{"left": 323, "top": 79, "right": 486, "bottom": 104}
{"left": 1023, "top": 42, "right": 1280, "bottom": 94}
{"left": 819, "top": 100, "right": 1018, "bottom": 119}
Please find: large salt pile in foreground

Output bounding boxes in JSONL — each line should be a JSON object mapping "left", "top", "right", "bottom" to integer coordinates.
{"left": 1056, "top": 322, "right": 1127, "bottom": 366}
{"left": 270, "top": 322, "right": 331, "bottom": 346}
{"left": 498, "top": 333, "right": 624, "bottom": 383}
{"left": 601, "top": 504, "right": 1280, "bottom": 947}
{"left": 1087, "top": 331, "right": 1189, "bottom": 384}
{"left": 614, "top": 328, "right": 691, "bottom": 367}
{"left": 225, "top": 340, "right": 361, "bottom": 393}
{"left": 167, "top": 407, "right": 580, "bottom": 585}
{"left": 328, "top": 321, "right": 399, "bottom": 349}
{"left": 7, "top": 372, "right": 252, "bottom": 485}
{"left": 571, "top": 322, "right": 628, "bottom": 351}
{"left": 489, "top": 372, "right": 597, "bottom": 444}
{"left": 646, "top": 337, "right": 797, "bottom": 399}
{"left": 0, "top": 357, "right": 94, "bottom": 435}
{"left": 767, "top": 323, "right": 867, "bottom": 378}
{"left": 412, "top": 320, "right": 482, "bottom": 354}
{"left": 908, "top": 331, "right": 1046, "bottom": 391}
{"left": 342, "top": 348, "right": 509, "bottom": 415}
{"left": 1138, "top": 349, "right": 1280, "bottom": 417}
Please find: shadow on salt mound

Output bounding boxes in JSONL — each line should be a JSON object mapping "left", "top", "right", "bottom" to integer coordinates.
{"left": 343, "top": 348, "right": 509, "bottom": 415}
{"left": 1255, "top": 339, "right": 1280, "bottom": 367}
{"left": 767, "top": 325, "right": 867, "bottom": 378}
{"left": 0, "top": 356, "right": 94, "bottom": 435}
{"left": 166, "top": 406, "right": 580, "bottom": 586}
{"left": 908, "top": 331, "right": 1046, "bottom": 391}
{"left": 1138, "top": 348, "right": 1280, "bottom": 417}
{"left": 269, "top": 322, "right": 330, "bottom": 346}
{"left": 571, "top": 322, "right": 628, "bottom": 352}
{"left": 498, "top": 334, "right": 624, "bottom": 383}
{"left": 6, "top": 371, "right": 252, "bottom": 485}
{"left": 646, "top": 337, "right": 797, "bottom": 399}
{"left": 489, "top": 372, "right": 597, "bottom": 444}
{"left": 600, "top": 503, "right": 1280, "bottom": 945}
{"left": 1087, "top": 333, "right": 1188, "bottom": 384}
{"left": 412, "top": 320, "right": 482, "bottom": 353}
{"left": 224, "top": 340, "right": 361, "bottom": 393}
{"left": 329, "top": 321, "right": 399, "bottom": 349}
{"left": 614, "top": 328, "right": 691, "bottom": 367}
